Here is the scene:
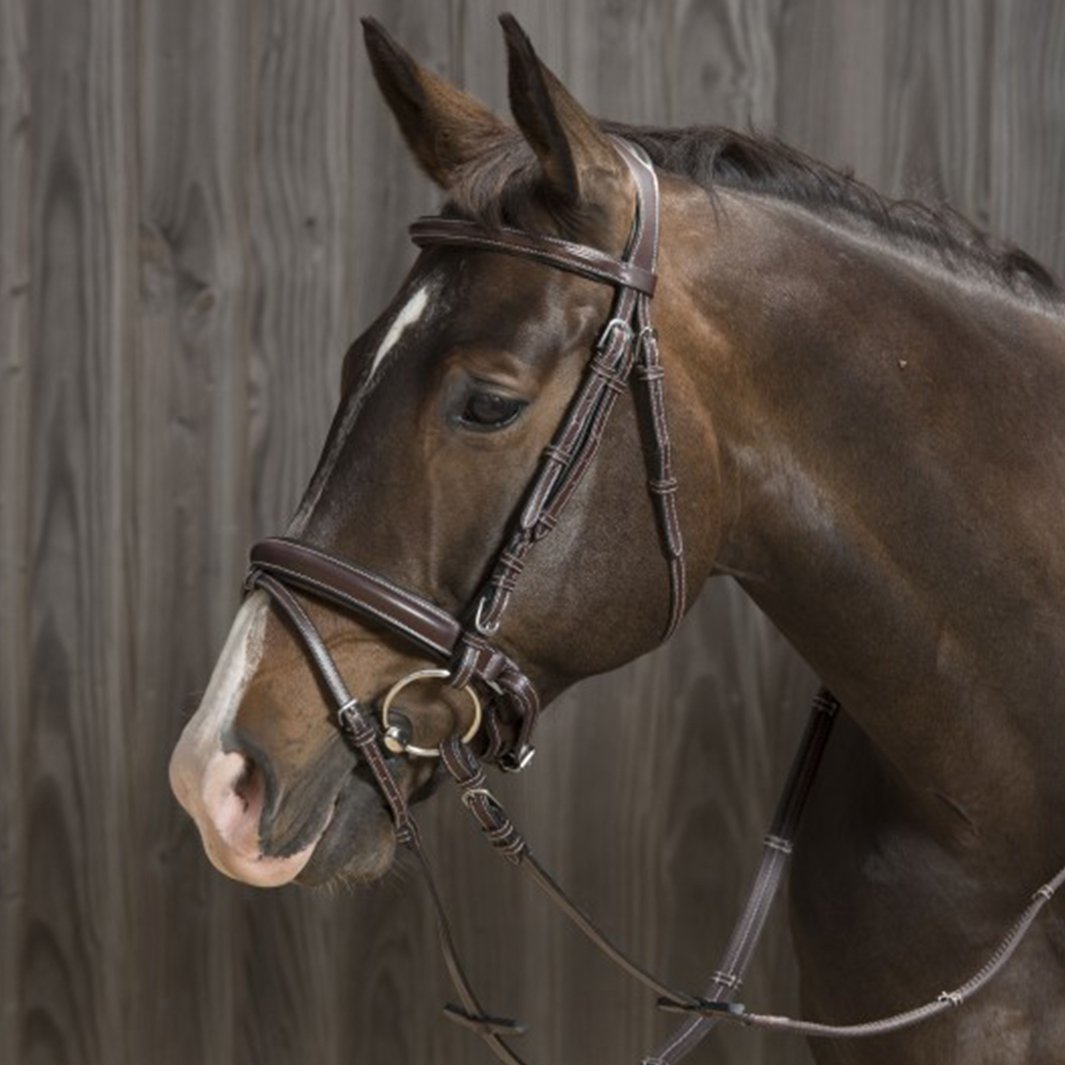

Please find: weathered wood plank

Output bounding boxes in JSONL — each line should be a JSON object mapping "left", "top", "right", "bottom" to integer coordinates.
{"left": 15, "top": 2, "right": 138, "bottom": 1064}
{"left": 130, "top": 2, "right": 262, "bottom": 1063}
{"left": 988, "top": 0, "right": 1065, "bottom": 277}
{"left": 237, "top": 5, "right": 370, "bottom": 1061}
{"left": 0, "top": 2, "right": 33, "bottom": 1063}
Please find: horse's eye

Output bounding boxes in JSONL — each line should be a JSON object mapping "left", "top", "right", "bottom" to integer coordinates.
{"left": 459, "top": 390, "right": 527, "bottom": 430}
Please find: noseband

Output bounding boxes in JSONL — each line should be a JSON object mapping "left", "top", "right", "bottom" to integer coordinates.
{"left": 248, "top": 137, "right": 684, "bottom": 772}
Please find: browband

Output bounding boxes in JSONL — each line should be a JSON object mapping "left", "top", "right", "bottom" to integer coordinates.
{"left": 410, "top": 217, "right": 658, "bottom": 295}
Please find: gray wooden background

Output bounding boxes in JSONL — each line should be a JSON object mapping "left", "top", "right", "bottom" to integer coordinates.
{"left": 2, "top": 1, "right": 1063, "bottom": 1063}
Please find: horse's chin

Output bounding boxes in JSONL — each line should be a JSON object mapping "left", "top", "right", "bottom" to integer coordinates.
{"left": 294, "top": 784, "right": 398, "bottom": 887}
{"left": 296, "top": 760, "right": 445, "bottom": 887}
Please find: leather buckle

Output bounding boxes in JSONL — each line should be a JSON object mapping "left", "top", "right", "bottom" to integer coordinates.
{"left": 596, "top": 316, "right": 634, "bottom": 352}
{"left": 473, "top": 594, "right": 501, "bottom": 636}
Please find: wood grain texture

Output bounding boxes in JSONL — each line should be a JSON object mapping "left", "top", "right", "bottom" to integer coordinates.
{"left": 131, "top": 3, "right": 258, "bottom": 1063}
{"left": 2, "top": 2, "right": 1063, "bottom": 1064}
{"left": 0, "top": 2, "right": 32, "bottom": 1063}
{"left": 11, "top": 4, "right": 138, "bottom": 1065}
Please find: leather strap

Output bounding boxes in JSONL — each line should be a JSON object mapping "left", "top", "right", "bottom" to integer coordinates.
{"left": 410, "top": 217, "right": 658, "bottom": 295}
{"left": 460, "top": 138, "right": 686, "bottom": 645}
{"left": 646, "top": 689, "right": 839, "bottom": 1062}
{"left": 250, "top": 538, "right": 461, "bottom": 659}
{"left": 249, "top": 571, "right": 420, "bottom": 844}
{"left": 250, "top": 537, "right": 540, "bottom": 768}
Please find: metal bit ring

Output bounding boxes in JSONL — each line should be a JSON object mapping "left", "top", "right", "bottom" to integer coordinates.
{"left": 379, "top": 668, "right": 482, "bottom": 758}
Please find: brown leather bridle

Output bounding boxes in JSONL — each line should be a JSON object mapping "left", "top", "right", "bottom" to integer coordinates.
{"left": 241, "top": 138, "right": 1065, "bottom": 1065}
{"left": 248, "top": 137, "right": 684, "bottom": 773}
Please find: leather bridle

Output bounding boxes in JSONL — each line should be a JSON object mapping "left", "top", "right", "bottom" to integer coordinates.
{"left": 242, "top": 138, "right": 1065, "bottom": 1064}
{"left": 249, "top": 137, "right": 684, "bottom": 774}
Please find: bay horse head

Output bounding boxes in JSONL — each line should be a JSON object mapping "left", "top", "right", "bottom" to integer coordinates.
{"left": 170, "top": 17, "right": 718, "bottom": 888}
{"left": 169, "top": 14, "right": 1065, "bottom": 1062}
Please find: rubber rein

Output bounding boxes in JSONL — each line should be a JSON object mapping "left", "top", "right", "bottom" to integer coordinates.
{"left": 246, "top": 139, "right": 1064, "bottom": 1064}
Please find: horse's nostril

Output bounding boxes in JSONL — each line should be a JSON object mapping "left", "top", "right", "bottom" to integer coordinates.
{"left": 226, "top": 728, "right": 281, "bottom": 822}
{"left": 177, "top": 742, "right": 326, "bottom": 887}
{"left": 231, "top": 754, "right": 259, "bottom": 814}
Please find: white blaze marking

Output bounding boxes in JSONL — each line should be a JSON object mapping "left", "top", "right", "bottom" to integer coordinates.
{"left": 169, "top": 592, "right": 269, "bottom": 802}
{"left": 369, "top": 283, "right": 430, "bottom": 378}
{"left": 169, "top": 591, "right": 327, "bottom": 886}
{"left": 287, "top": 282, "right": 434, "bottom": 536}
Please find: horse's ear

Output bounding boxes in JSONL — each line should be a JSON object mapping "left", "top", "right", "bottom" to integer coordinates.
{"left": 500, "top": 14, "right": 627, "bottom": 211}
{"left": 362, "top": 18, "right": 505, "bottom": 190}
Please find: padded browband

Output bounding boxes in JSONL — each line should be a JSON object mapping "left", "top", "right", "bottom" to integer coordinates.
{"left": 410, "top": 217, "right": 658, "bottom": 296}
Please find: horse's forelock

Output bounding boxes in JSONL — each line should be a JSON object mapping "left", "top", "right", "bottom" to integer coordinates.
{"left": 442, "top": 126, "right": 617, "bottom": 240}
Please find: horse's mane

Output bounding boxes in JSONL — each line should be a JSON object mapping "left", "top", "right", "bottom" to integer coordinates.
{"left": 446, "top": 121, "right": 1062, "bottom": 303}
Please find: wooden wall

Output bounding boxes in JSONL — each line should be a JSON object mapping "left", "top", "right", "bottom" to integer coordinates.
{"left": 2, "top": 2, "right": 1063, "bottom": 1063}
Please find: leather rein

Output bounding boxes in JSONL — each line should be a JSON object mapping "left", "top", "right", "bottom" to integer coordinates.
{"left": 245, "top": 139, "right": 1064, "bottom": 1064}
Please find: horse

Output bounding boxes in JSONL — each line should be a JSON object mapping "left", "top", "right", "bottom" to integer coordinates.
{"left": 169, "top": 15, "right": 1065, "bottom": 1065}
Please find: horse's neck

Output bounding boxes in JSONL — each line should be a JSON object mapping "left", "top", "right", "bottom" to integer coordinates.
{"left": 675, "top": 189, "right": 1065, "bottom": 835}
